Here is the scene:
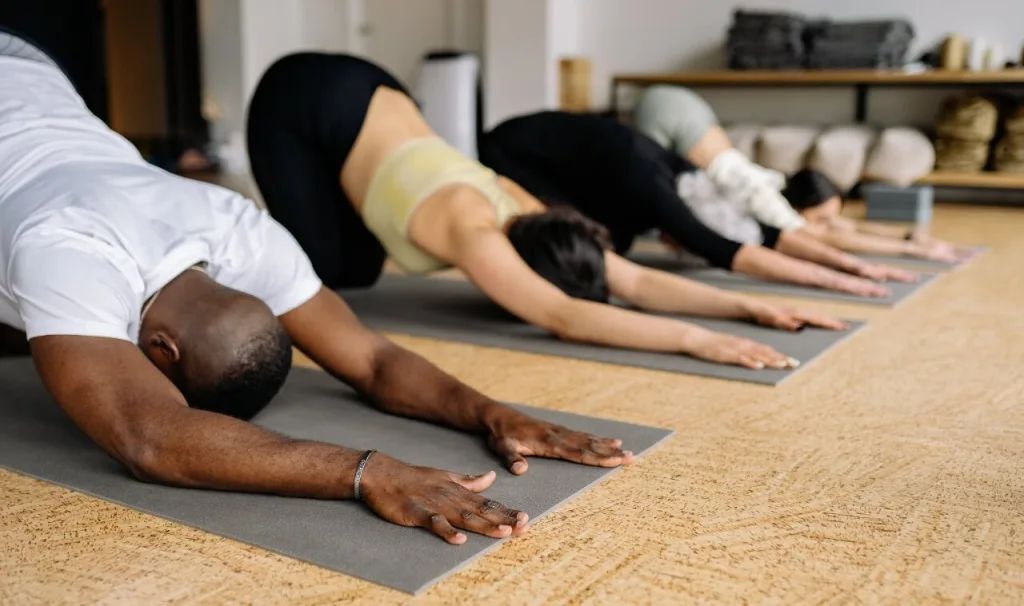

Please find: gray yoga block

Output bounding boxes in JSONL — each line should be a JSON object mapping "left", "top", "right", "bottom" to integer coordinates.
{"left": 863, "top": 183, "right": 933, "bottom": 224}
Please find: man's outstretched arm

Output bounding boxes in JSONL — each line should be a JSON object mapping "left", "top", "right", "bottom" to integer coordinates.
{"left": 281, "top": 288, "right": 634, "bottom": 474}
{"left": 30, "top": 335, "right": 527, "bottom": 544}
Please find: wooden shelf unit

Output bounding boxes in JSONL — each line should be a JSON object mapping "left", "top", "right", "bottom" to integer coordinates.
{"left": 612, "top": 68, "right": 1024, "bottom": 122}
{"left": 916, "top": 171, "right": 1024, "bottom": 189}
{"left": 613, "top": 69, "right": 1024, "bottom": 88}
{"left": 611, "top": 69, "right": 1024, "bottom": 191}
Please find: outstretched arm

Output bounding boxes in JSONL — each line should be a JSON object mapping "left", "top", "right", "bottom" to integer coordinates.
{"left": 30, "top": 334, "right": 529, "bottom": 544}
{"left": 604, "top": 253, "right": 846, "bottom": 331}
{"left": 281, "top": 287, "right": 632, "bottom": 474}
{"left": 729, "top": 243, "right": 892, "bottom": 297}
{"left": 818, "top": 219, "right": 965, "bottom": 262}
{"left": 777, "top": 229, "right": 917, "bottom": 282}
{"left": 636, "top": 177, "right": 894, "bottom": 296}
{"left": 452, "top": 222, "right": 798, "bottom": 369}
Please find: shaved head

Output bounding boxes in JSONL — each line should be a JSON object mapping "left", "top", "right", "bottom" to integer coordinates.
{"left": 139, "top": 269, "right": 292, "bottom": 419}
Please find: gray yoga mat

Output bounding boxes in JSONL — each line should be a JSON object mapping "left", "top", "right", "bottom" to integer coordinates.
{"left": 627, "top": 252, "right": 937, "bottom": 307}
{"left": 0, "top": 358, "right": 671, "bottom": 595}
{"left": 856, "top": 246, "right": 988, "bottom": 273}
{"left": 339, "top": 276, "right": 864, "bottom": 386}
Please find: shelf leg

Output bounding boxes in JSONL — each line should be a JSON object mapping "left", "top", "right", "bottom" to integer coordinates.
{"left": 855, "top": 84, "right": 869, "bottom": 123}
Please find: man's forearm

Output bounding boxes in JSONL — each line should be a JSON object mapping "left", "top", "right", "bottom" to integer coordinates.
{"left": 126, "top": 405, "right": 363, "bottom": 498}
{"left": 362, "top": 341, "right": 511, "bottom": 433}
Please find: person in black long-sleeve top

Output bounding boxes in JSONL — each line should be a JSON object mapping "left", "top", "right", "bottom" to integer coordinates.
{"left": 479, "top": 110, "right": 905, "bottom": 295}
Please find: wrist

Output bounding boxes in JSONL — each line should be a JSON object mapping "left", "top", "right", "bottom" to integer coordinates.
{"left": 477, "top": 400, "right": 522, "bottom": 435}
{"left": 736, "top": 298, "right": 761, "bottom": 320}
{"left": 353, "top": 450, "right": 394, "bottom": 500}
{"left": 677, "top": 324, "right": 710, "bottom": 354}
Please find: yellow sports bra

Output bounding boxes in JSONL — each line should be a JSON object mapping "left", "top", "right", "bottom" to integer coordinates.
{"left": 361, "top": 137, "right": 522, "bottom": 274}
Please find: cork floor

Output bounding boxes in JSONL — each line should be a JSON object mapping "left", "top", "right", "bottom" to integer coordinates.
{"left": 2, "top": 203, "right": 1022, "bottom": 604}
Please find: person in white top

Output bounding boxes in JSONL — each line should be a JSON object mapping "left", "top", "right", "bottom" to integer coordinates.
{"left": 0, "top": 37, "right": 632, "bottom": 545}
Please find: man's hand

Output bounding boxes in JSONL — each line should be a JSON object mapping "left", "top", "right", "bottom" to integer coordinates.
{"left": 483, "top": 409, "right": 635, "bottom": 475}
{"left": 359, "top": 453, "right": 529, "bottom": 544}
{"left": 747, "top": 302, "right": 847, "bottom": 331}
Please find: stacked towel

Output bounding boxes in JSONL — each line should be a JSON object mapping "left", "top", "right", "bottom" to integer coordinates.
{"left": 994, "top": 106, "right": 1024, "bottom": 173}
{"left": 934, "top": 96, "right": 998, "bottom": 172}
{"left": 726, "top": 10, "right": 807, "bottom": 70}
{"left": 806, "top": 20, "right": 914, "bottom": 69}
{"left": 725, "top": 11, "right": 915, "bottom": 70}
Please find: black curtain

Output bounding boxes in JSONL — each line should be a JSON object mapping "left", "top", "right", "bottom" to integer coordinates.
{"left": 162, "top": 0, "right": 208, "bottom": 150}
{"left": 0, "top": 0, "right": 109, "bottom": 122}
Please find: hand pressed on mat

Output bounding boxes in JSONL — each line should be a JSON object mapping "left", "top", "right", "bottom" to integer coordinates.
{"left": 484, "top": 407, "right": 634, "bottom": 475}
{"left": 682, "top": 327, "right": 800, "bottom": 370}
{"left": 746, "top": 302, "right": 848, "bottom": 332}
{"left": 849, "top": 259, "right": 918, "bottom": 284}
{"left": 358, "top": 454, "right": 529, "bottom": 545}
{"left": 285, "top": 288, "right": 634, "bottom": 543}
{"left": 357, "top": 408, "right": 633, "bottom": 544}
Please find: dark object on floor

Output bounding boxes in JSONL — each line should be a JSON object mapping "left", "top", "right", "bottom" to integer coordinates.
{"left": 339, "top": 275, "right": 865, "bottom": 386}
{"left": 0, "top": 360, "right": 671, "bottom": 595}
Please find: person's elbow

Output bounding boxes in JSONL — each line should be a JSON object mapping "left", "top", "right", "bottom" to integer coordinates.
{"left": 110, "top": 418, "right": 188, "bottom": 485}
{"left": 541, "top": 298, "right": 593, "bottom": 343}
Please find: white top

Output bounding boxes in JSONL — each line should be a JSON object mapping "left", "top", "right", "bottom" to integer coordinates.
{"left": 0, "top": 57, "right": 321, "bottom": 343}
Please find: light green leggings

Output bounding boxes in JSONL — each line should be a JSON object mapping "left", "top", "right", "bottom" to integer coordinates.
{"left": 633, "top": 85, "right": 718, "bottom": 158}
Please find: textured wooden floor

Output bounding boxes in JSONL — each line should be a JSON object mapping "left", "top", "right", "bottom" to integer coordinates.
{"left": 2, "top": 203, "right": 1022, "bottom": 604}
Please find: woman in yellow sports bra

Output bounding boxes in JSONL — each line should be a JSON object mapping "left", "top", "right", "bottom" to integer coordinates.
{"left": 248, "top": 53, "right": 844, "bottom": 371}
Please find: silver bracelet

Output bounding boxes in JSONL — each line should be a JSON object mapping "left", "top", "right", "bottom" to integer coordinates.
{"left": 353, "top": 449, "right": 377, "bottom": 501}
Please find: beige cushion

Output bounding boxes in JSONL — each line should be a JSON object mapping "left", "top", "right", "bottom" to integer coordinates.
{"left": 863, "top": 127, "right": 935, "bottom": 187}
{"left": 755, "top": 125, "right": 820, "bottom": 175}
{"left": 806, "top": 125, "right": 877, "bottom": 192}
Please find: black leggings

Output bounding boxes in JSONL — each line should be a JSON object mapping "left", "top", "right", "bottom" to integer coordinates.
{"left": 479, "top": 111, "right": 780, "bottom": 268}
{"left": 247, "top": 53, "right": 407, "bottom": 289}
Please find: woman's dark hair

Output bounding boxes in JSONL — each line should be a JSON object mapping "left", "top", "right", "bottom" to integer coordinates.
{"left": 782, "top": 169, "right": 842, "bottom": 210}
{"left": 506, "top": 206, "right": 614, "bottom": 302}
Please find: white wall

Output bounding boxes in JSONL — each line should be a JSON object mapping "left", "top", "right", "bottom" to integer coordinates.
{"left": 483, "top": 0, "right": 580, "bottom": 128}
{"left": 484, "top": 0, "right": 550, "bottom": 128}
{"left": 576, "top": 0, "right": 1024, "bottom": 127}
{"left": 199, "top": 0, "right": 482, "bottom": 177}
{"left": 482, "top": 0, "right": 1024, "bottom": 129}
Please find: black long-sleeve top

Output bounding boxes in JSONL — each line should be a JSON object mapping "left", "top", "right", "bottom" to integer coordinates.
{"left": 479, "top": 111, "right": 779, "bottom": 268}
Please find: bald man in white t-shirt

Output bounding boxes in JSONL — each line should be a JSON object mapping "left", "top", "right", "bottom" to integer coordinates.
{"left": 0, "top": 38, "right": 632, "bottom": 545}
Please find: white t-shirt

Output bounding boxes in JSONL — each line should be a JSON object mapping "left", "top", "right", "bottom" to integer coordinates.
{"left": 0, "top": 56, "right": 322, "bottom": 343}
